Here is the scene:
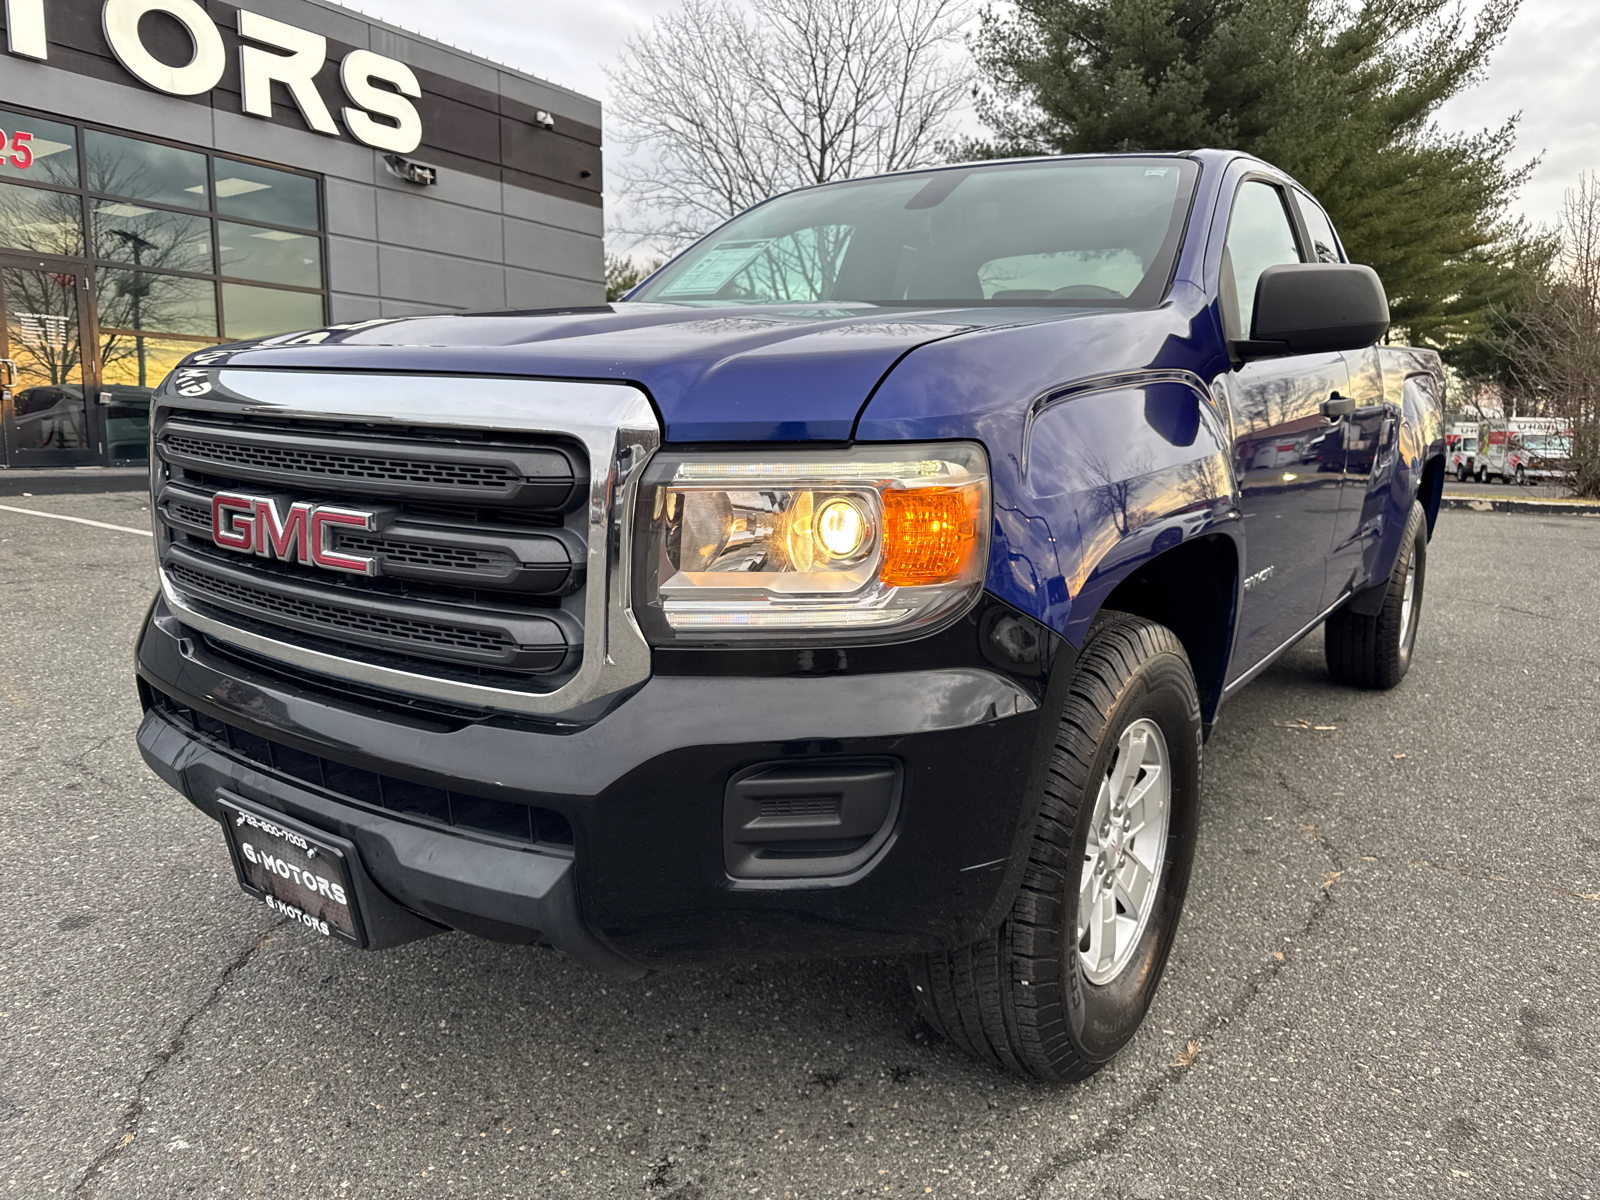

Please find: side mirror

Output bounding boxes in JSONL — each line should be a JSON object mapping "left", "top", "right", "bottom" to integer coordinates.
{"left": 1236, "top": 264, "right": 1389, "bottom": 359}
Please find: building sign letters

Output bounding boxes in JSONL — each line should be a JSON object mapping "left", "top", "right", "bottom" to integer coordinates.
{"left": 0, "top": 126, "right": 33, "bottom": 166}
{"left": 3, "top": 0, "right": 424, "bottom": 154}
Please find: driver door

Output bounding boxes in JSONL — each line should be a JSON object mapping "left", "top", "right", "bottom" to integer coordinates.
{"left": 1221, "top": 180, "right": 1349, "bottom": 680}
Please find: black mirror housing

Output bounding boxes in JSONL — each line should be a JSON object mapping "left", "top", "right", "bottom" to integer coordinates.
{"left": 1240, "top": 264, "right": 1390, "bottom": 358}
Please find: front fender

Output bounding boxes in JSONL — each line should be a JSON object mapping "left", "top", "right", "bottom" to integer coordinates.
{"left": 1014, "top": 375, "right": 1242, "bottom": 648}
{"left": 854, "top": 305, "right": 1241, "bottom": 646}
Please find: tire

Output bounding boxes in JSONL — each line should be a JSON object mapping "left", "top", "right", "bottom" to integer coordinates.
{"left": 1325, "top": 500, "right": 1427, "bottom": 689}
{"left": 906, "top": 613, "right": 1202, "bottom": 1082}
{"left": 1456, "top": 465, "right": 1470, "bottom": 483}
{"left": 1515, "top": 466, "right": 1527, "bottom": 486}
{"left": 1475, "top": 468, "right": 1485, "bottom": 483}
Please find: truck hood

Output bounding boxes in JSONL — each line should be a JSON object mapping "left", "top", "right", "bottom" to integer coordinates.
{"left": 204, "top": 302, "right": 1091, "bottom": 442}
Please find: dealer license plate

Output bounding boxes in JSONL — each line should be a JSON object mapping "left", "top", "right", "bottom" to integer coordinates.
{"left": 219, "top": 794, "right": 364, "bottom": 946}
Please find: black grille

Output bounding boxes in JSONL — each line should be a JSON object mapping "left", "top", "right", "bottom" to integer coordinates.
{"left": 167, "top": 560, "right": 512, "bottom": 655}
{"left": 760, "top": 796, "right": 840, "bottom": 817}
{"left": 155, "top": 404, "right": 586, "bottom": 694}
{"left": 164, "top": 432, "right": 517, "bottom": 489}
{"left": 146, "top": 687, "right": 572, "bottom": 848}
{"left": 335, "top": 532, "right": 510, "bottom": 574}
{"left": 169, "top": 497, "right": 210, "bottom": 527}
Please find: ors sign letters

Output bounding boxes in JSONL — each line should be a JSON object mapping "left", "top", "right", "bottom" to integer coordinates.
{"left": 3, "top": 0, "right": 424, "bottom": 154}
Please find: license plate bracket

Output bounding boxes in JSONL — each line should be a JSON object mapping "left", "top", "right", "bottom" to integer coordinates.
{"left": 218, "top": 793, "right": 366, "bottom": 947}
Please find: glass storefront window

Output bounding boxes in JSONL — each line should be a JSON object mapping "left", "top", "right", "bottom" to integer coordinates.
{"left": 97, "top": 270, "right": 218, "bottom": 337}
{"left": 0, "top": 179, "right": 85, "bottom": 255}
{"left": 2, "top": 265, "right": 88, "bottom": 452}
{"left": 218, "top": 221, "right": 320, "bottom": 287}
{"left": 84, "top": 130, "right": 208, "bottom": 208}
{"left": 0, "top": 110, "right": 78, "bottom": 187}
{"left": 1, "top": 110, "right": 327, "bottom": 468}
{"left": 214, "top": 159, "right": 318, "bottom": 229}
{"left": 222, "top": 283, "right": 323, "bottom": 339}
{"left": 92, "top": 200, "right": 211, "bottom": 273}
{"left": 98, "top": 333, "right": 209, "bottom": 463}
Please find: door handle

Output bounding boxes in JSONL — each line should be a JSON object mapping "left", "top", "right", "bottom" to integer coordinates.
{"left": 1351, "top": 404, "right": 1387, "bottom": 420}
{"left": 0, "top": 359, "right": 17, "bottom": 390}
{"left": 1321, "top": 392, "right": 1356, "bottom": 419}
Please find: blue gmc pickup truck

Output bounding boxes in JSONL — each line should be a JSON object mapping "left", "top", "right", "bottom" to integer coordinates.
{"left": 136, "top": 149, "right": 1445, "bottom": 1082}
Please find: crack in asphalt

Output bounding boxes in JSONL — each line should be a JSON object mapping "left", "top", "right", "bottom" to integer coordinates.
{"left": 1016, "top": 748, "right": 1347, "bottom": 1196}
{"left": 1456, "top": 596, "right": 1566, "bottom": 622}
{"left": 71, "top": 924, "right": 284, "bottom": 1197}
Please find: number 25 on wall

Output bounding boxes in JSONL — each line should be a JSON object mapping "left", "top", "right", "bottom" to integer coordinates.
{"left": 0, "top": 130, "right": 35, "bottom": 169}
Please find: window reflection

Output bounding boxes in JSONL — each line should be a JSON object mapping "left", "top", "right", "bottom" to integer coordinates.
{"left": 3, "top": 265, "right": 87, "bottom": 451}
{"left": 98, "top": 333, "right": 208, "bottom": 463}
{"left": 0, "top": 110, "right": 78, "bottom": 187}
{"left": 96, "top": 270, "right": 218, "bottom": 337}
{"left": 222, "top": 283, "right": 324, "bottom": 339}
{"left": 218, "top": 221, "right": 320, "bottom": 287}
{"left": 84, "top": 130, "right": 207, "bottom": 208}
{"left": 0, "top": 179, "right": 84, "bottom": 255}
{"left": 93, "top": 199, "right": 211, "bottom": 272}
{"left": 0, "top": 114, "right": 327, "bottom": 468}
{"left": 214, "top": 159, "right": 318, "bottom": 229}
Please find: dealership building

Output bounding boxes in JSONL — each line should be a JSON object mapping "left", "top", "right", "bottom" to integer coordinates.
{"left": 0, "top": 0, "right": 604, "bottom": 469}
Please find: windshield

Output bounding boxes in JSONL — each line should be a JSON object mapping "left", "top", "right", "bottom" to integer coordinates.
{"left": 631, "top": 157, "right": 1201, "bottom": 308}
{"left": 1519, "top": 435, "right": 1569, "bottom": 453}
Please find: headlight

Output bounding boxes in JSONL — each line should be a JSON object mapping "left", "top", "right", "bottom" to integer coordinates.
{"left": 633, "top": 443, "right": 990, "bottom": 642}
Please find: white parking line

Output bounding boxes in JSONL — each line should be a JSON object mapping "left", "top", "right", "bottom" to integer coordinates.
{"left": 0, "top": 502, "right": 153, "bottom": 537}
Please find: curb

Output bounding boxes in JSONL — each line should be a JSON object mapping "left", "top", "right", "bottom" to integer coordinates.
{"left": 1443, "top": 494, "right": 1600, "bottom": 517}
{"left": 0, "top": 468, "right": 148, "bottom": 497}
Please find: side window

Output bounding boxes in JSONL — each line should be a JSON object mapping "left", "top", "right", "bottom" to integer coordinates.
{"left": 1224, "top": 181, "right": 1302, "bottom": 338}
{"left": 1295, "top": 192, "right": 1344, "bottom": 263}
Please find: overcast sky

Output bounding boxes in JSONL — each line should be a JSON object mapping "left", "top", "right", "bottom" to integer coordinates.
{"left": 351, "top": 0, "right": 1596, "bottom": 234}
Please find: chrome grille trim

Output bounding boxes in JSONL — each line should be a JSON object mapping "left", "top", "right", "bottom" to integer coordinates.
{"left": 153, "top": 371, "right": 660, "bottom": 716}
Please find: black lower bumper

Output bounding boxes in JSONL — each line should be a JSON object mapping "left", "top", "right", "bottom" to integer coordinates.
{"left": 136, "top": 594, "right": 1071, "bottom": 973}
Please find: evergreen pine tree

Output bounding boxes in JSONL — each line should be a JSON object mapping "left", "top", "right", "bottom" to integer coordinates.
{"left": 967, "top": 0, "right": 1536, "bottom": 356}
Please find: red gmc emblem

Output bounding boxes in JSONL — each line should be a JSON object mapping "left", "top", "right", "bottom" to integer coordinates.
{"left": 211, "top": 492, "right": 381, "bottom": 576}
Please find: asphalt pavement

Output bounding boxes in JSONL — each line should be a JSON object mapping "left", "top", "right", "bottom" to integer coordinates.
{"left": 2, "top": 495, "right": 1596, "bottom": 1199}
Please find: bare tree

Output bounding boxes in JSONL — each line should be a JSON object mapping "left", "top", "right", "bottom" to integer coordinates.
{"left": 606, "top": 0, "right": 972, "bottom": 248}
{"left": 1502, "top": 175, "right": 1600, "bottom": 497}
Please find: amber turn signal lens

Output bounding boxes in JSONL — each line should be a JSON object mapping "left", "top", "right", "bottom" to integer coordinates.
{"left": 879, "top": 485, "right": 982, "bottom": 587}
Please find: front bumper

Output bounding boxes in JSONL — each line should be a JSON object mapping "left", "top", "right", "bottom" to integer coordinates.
{"left": 136, "top": 594, "right": 1069, "bottom": 973}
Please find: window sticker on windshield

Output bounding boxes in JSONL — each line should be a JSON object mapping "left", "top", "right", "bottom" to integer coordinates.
{"left": 658, "top": 240, "right": 771, "bottom": 296}
{"left": 1144, "top": 168, "right": 1170, "bottom": 177}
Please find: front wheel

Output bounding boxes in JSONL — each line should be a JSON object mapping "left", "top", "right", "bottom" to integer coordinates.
{"left": 1456, "top": 464, "right": 1470, "bottom": 482}
{"left": 1325, "top": 500, "right": 1427, "bottom": 689}
{"left": 906, "top": 613, "right": 1201, "bottom": 1082}
{"left": 1515, "top": 466, "right": 1527, "bottom": 486}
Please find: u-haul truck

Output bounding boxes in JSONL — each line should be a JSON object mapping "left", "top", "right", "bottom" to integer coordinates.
{"left": 1446, "top": 422, "right": 1479, "bottom": 481}
{"left": 1478, "top": 417, "right": 1571, "bottom": 484}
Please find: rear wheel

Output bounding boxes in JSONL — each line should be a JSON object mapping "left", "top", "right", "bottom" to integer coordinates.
{"left": 906, "top": 613, "right": 1202, "bottom": 1082}
{"left": 1325, "top": 500, "right": 1427, "bottom": 689}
